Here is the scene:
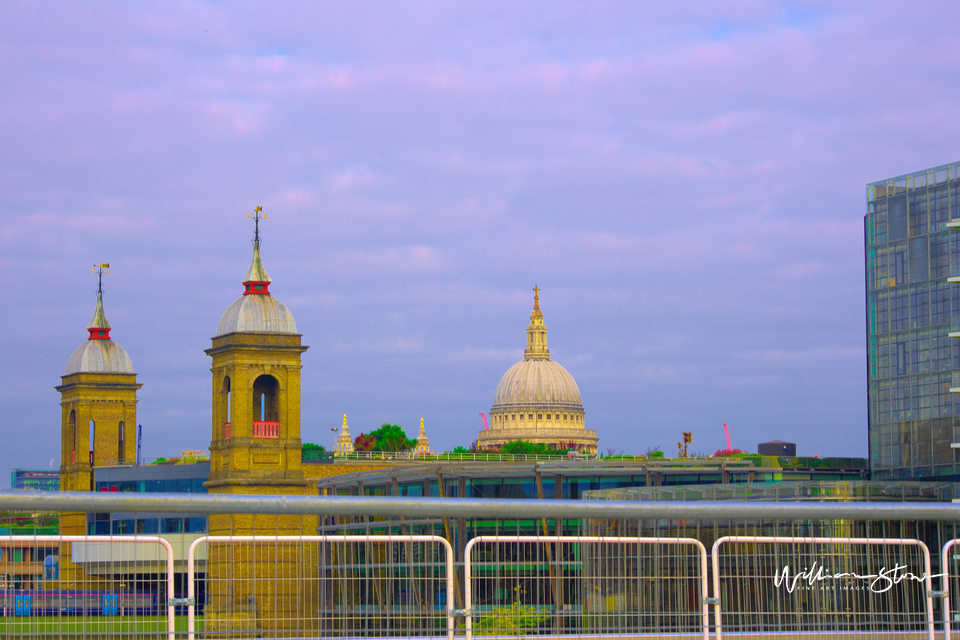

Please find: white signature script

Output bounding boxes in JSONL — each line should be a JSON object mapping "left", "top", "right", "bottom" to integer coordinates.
{"left": 773, "top": 561, "right": 945, "bottom": 593}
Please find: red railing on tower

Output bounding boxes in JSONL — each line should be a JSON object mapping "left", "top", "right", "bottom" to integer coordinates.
{"left": 252, "top": 421, "right": 279, "bottom": 438}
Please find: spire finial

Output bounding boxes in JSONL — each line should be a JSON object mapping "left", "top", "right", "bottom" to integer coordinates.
{"left": 243, "top": 206, "right": 272, "bottom": 293}
{"left": 247, "top": 206, "right": 266, "bottom": 246}
{"left": 87, "top": 263, "right": 112, "bottom": 339}
{"left": 533, "top": 285, "right": 540, "bottom": 311}
{"left": 93, "top": 263, "right": 110, "bottom": 295}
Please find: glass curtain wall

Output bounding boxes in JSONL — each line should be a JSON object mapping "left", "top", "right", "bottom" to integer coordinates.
{"left": 866, "top": 162, "right": 960, "bottom": 479}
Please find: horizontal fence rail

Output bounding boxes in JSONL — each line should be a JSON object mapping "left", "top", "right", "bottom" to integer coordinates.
{"left": 5, "top": 490, "right": 960, "bottom": 521}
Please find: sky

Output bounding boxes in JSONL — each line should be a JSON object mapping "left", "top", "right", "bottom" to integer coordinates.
{"left": 3, "top": 1, "right": 960, "bottom": 483}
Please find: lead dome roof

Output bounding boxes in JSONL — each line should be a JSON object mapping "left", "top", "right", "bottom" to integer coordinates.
{"left": 216, "top": 295, "right": 297, "bottom": 335}
{"left": 65, "top": 340, "right": 134, "bottom": 375}
{"left": 492, "top": 358, "right": 583, "bottom": 408}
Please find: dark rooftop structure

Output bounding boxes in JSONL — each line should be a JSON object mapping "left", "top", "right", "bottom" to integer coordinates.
{"left": 758, "top": 440, "right": 796, "bottom": 456}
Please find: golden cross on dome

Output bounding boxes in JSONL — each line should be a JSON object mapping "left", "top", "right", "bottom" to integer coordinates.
{"left": 247, "top": 205, "right": 266, "bottom": 245}
{"left": 92, "top": 263, "right": 110, "bottom": 294}
{"left": 533, "top": 285, "right": 540, "bottom": 310}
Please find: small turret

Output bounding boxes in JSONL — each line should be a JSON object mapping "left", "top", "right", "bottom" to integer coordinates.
{"left": 335, "top": 414, "right": 355, "bottom": 456}
{"left": 524, "top": 285, "right": 550, "bottom": 360}
{"left": 414, "top": 418, "right": 431, "bottom": 456}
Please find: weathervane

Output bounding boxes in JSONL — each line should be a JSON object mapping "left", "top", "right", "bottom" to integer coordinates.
{"left": 92, "top": 263, "right": 110, "bottom": 295}
{"left": 247, "top": 205, "right": 266, "bottom": 245}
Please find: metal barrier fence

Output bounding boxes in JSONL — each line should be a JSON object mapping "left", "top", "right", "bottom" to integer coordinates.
{"left": 0, "top": 534, "right": 174, "bottom": 640}
{"left": 0, "top": 491, "right": 959, "bottom": 639}
{"left": 464, "top": 535, "right": 709, "bottom": 640}
{"left": 186, "top": 535, "right": 454, "bottom": 640}
{"left": 942, "top": 538, "right": 960, "bottom": 638}
{"left": 712, "top": 536, "right": 936, "bottom": 640}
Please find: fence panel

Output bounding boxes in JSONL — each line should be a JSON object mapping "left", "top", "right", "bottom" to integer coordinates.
{"left": 188, "top": 534, "right": 454, "bottom": 640}
{"left": 0, "top": 535, "right": 174, "bottom": 639}
{"left": 464, "top": 535, "right": 708, "bottom": 639}
{"left": 940, "top": 538, "right": 960, "bottom": 636}
{"left": 712, "top": 535, "right": 935, "bottom": 640}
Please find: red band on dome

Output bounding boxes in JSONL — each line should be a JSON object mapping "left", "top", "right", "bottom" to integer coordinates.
{"left": 243, "top": 282, "right": 271, "bottom": 295}
{"left": 87, "top": 328, "right": 111, "bottom": 340}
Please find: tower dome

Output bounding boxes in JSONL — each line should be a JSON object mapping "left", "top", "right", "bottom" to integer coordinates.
{"left": 478, "top": 287, "right": 597, "bottom": 453}
{"left": 65, "top": 273, "right": 133, "bottom": 375}
{"left": 215, "top": 230, "right": 297, "bottom": 336}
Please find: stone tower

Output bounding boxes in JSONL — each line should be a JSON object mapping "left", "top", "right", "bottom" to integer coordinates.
{"left": 56, "top": 265, "right": 140, "bottom": 582}
{"left": 203, "top": 210, "right": 316, "bottom": 634}
{"left": 205, "top": 213, "right": 309, "bottom": 493}
{"left": 57, "top": 265, "right": 140, "bottom": 496}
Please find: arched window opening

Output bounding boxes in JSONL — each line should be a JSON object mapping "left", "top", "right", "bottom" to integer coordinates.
{"left": 89, "top": 420, "right": 95, "bottom": 465}
{"left": 252, "top": 375, "right": 280, "bottom": 437}
{"left": 221, "top": 377, "right": 232, "bottom": 438}
{"left": 68, "top": 411, "right": 77, "bottom": 464}
{"left": 118, "top": 421, "right": 125, "bottom": 464}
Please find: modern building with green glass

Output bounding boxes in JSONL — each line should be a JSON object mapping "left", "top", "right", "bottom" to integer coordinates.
{"left": 866, "top": 161, "right": 960, "bottom": 480}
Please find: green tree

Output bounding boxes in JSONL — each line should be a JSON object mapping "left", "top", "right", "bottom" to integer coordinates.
{"left": 302, "top": 442, "right": 326, "bottom": 460}
{"left": 367, "top": 423, "right": 417, "bottom": 452}
{"left": 499, "top": 440, "right": 570, "bottom": 456}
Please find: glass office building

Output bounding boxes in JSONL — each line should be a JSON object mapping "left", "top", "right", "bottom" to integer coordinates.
{"left": 89, "top": 461, "right": 209, "bottom": 534}
{"left": 866, "top": 162, "right": 960, "bottom": 479}
{"left": 10, "top": 469, "right": 60, "bottom": 491}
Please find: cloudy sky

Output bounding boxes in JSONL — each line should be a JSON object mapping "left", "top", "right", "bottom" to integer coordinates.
{"left": 3, "top": 1, "right": 959, "bottom": 483}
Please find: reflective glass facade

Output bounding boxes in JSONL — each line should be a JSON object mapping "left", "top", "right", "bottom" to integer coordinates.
{"left": 866, "top": 162, "right": 960, "bottom": 479}
{"left": 10, "top": 468, "right": 60, "bottom": 491}
{"left": 89, "top": 462, "right": 209, "bottom": 535}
